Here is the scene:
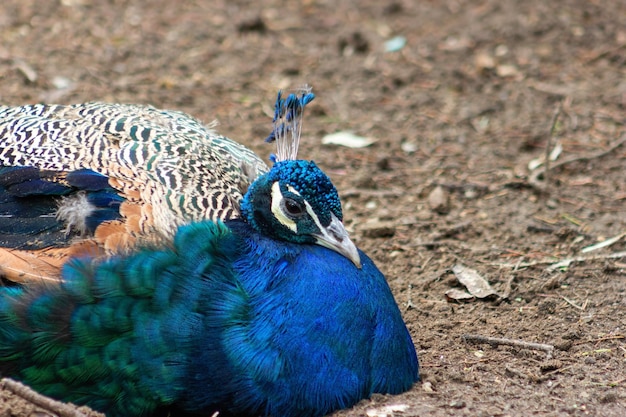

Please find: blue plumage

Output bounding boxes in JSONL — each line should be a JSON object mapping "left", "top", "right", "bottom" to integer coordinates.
{"left": 0, "top": 216, "right": 418, "bottom": 416}
{"left": 0, "top": 88, "right": 419, "bottom": 416}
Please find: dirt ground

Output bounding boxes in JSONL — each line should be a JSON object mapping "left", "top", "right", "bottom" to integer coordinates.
{"left": 0, "top": 0, "right": 625, "bottom": 416}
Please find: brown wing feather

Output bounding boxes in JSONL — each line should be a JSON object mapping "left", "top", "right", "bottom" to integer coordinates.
{"left": 0, "top": 243, "right": 102, "bottom": 283}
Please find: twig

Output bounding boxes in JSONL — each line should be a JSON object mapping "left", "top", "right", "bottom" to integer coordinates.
{"left": 589, "top": 334, "right": 625, "bottom": 344}
{"left": 543, "top": 102, "right": 563, "bottom": 190}
{"left": 546, "top": 250, "right": 626, "bottom": 271}
{"left": 405, "top": 283, "right": 416, "bottom": 310}
{"left": 549, "top": 134, "right": 626, "bottom": 171}
{"left": 1, "top": 378, "right": 88, "bottom": 417}
{"left": 462, "top": 334, "right": 554, "bottom": 358}
{"left": 431, "top": 221, "right": 473, "bottom": 240}
{"left": 609, "top": 377, "right": 626, "bottom": 387}
{"left": 542, "top": 364, "right": 576, "bottom": 376}
{"left": 560, "top": 295, "right": 586, "bottom": 311}
{"left": 529, "top": 133, "right": 626, "bottom": 191}
{"left": 498, "top": 273, "right": 516, "bottom": 301}
{"left": 490, "top": 250, "right": 626, "bottom": 270}
{"left": 581, "top": 231, "right": 626, "bottom": 253}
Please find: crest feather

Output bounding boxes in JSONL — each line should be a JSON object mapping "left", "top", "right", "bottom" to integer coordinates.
{"left": 265, "top": 85, "right": 315, "bottom": 162}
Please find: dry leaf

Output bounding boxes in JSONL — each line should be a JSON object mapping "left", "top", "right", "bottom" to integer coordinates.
{"left": 322, "top": 131, "right": 376, "bottom": 148}
{"left": 451, "top": 264, "right": 499, "bottom": 299}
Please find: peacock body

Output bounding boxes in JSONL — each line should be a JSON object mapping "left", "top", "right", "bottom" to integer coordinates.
{"left": 0, "top": 89, "right": 419, "bottom": 416}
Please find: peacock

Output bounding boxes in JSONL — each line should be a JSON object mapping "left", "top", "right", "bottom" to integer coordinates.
{"left": 0, "top": 88, "right": 419, "bottom": 417}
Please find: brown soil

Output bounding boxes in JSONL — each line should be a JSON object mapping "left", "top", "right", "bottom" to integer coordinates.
{"left": 1, "top": 0, "right": 624, "bottom": 416}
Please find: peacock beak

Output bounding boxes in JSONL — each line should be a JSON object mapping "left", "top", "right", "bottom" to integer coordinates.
{"left": 314, "top": 213, "right": 362, "bottom": 269}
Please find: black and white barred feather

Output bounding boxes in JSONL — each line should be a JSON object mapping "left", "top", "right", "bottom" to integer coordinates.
{"left": 0, "top": 102, "right": 269, "bottom": 281}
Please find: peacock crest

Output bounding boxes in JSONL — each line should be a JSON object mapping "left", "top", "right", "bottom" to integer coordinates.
{"left": 265, "top": 85, "right": 315, "bottom": 163}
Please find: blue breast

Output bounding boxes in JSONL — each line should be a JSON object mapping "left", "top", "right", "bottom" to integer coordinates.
{"left": 181, "top": 219, "right": 419, "bottom": 416}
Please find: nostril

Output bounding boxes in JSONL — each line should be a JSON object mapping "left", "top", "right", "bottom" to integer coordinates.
{"left": 328, "top": 224, "right": 344, "bottom": 241}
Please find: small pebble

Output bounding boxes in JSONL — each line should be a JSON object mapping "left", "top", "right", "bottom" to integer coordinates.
{"left": 384, "top": 36, "right": 407, "bottom": 52}
{"left": 428, "top": 186, "right": 450, "bottom": 214}
{"left": 449, "top": 400, "right": 466, "bottom": 409}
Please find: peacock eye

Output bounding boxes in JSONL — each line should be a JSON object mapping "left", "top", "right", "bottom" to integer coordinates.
{"left": 282, "top": 197, "right": 304, "bottom": 217}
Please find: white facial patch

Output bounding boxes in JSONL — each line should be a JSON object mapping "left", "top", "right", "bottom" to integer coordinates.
{"left": 303, "top": 200, "right": 324, "bottom": 234}
{"left": 271, "top": 182, "right": 297, "bottom": 232}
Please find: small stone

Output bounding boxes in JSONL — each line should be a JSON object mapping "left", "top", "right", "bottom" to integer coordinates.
{"left": 449, "top": 400, "right": 466, "bottom": 409}
{"left": 584, "top": 356, "right": 596, "bottom": 365}
{"left": 496, "top": 64, "right": 520, "bottom": 78}
{"left": 464, "top": 188, "right": 478, "bottom": 199}
{"left": 475, "top": 51, "right": 495, "bottom": 70}
{"left": 546, "top": 198, "right": 559, "bottom": 209}
{"left": 494, "top": 44, "right": 509, "bottom": 56}
{"left": 422, "top": 381, "right": 435, "bottom": 392}
{"left": 415, "top": 208, "right": 433, "bottom": 221}
{"left": 384, "top": 36, "right": 407, "bottom": 52}
{"left": 51, "top": 76, "right": 72, "bottom": 89}
{"left": 365, "top": 201, "right": 377, "bottom": 210}
{"left": 428, "top": 185, "right": 450, "bottom": 214}
{"left": 401, "top": 141, "right": 418, "bottom": 153}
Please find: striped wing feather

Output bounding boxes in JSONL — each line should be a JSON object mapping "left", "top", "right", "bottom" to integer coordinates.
{"left": 0, "top": 102, "right": 269, "bottom": 282}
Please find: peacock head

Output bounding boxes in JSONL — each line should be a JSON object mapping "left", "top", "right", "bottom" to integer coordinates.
{"left": 240, "top": 87, "right": 361, "bottom": 268}
{"left": 241, "top": 159, "right": 360, "bottom": 268}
